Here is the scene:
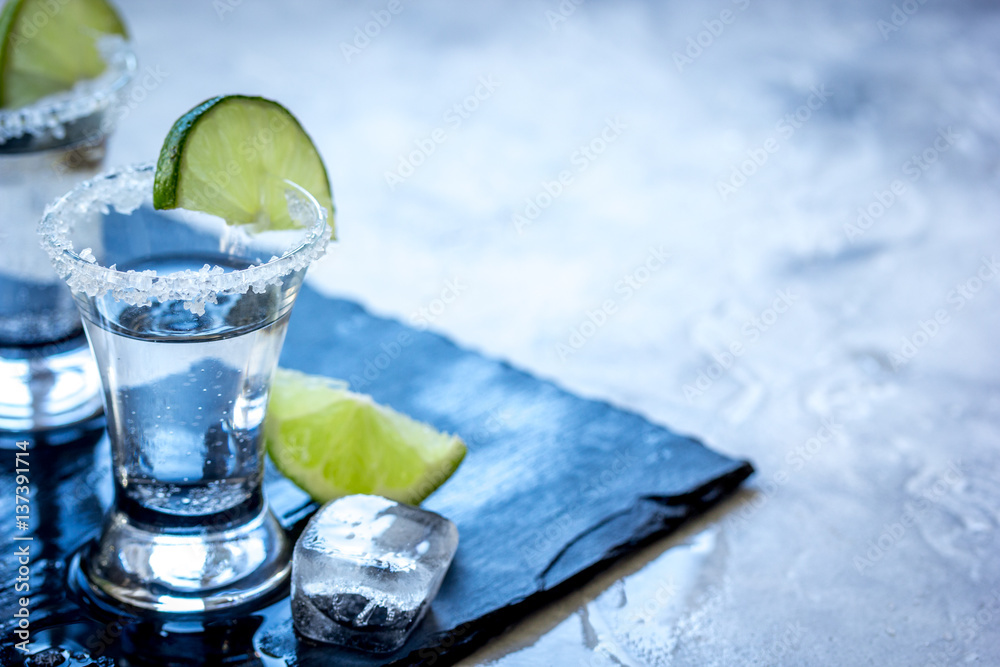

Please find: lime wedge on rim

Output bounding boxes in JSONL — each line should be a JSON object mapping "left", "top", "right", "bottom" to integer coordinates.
{"left": 266, "top": 368, "right": 467, "bottom": 505}
{"left": 154, "top": 95, "right": 335, "bottom": 236}
{"left": 0, "top": 0, "right": 127, "bottom": 109}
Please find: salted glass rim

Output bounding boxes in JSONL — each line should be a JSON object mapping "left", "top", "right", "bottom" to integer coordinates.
{"left": 38, "top": 162, "right": 331, "bottom": 307}
{"left": 0, "top": 37, "right": 137, "bottom": 145}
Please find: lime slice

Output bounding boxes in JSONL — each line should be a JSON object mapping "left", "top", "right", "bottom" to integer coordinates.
{"left": 266, "top": 368, "right": 466, "bottom": 505}
{"left": 153, "top": 95, "right": 335, "bottom": 236}
{"left": 0, "top": 0, "right": 127, "bottom": 109}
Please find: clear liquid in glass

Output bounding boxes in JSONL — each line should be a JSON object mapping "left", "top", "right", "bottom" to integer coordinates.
{"left": 0, "top": 120, "right": 108, "bottom": 431}
{"left": 83, "top": 254, "right": 294, "bottom": 529}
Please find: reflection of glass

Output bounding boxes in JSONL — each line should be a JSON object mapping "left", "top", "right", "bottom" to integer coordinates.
{"left": 0, "top": 40, "right": 136, "bottom": 432}
{"left": 117, "top": 616, "right": 266, "bottom": 666}
{"left": 41, "top": 164, "right": 330, "bottom": 613}
{"left": 17, "top": 616, "right": 267, "bottom": 666}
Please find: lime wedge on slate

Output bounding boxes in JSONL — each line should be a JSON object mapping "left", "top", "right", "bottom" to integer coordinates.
{"left": 266, "top": 368, "right": 467, "bottom": 505}
{"left": 0, "top": 0, "right": 127, "bottom": 109}
{"left": 153, "top": 94, "right": 335, "bottom": 235}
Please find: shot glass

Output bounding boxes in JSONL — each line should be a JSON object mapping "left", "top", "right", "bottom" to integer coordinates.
{"left": 0, "top": 38, "right": 136, "bottom": 432}
{"left": 40, "top": 163, "right": 330, "bottom": 613}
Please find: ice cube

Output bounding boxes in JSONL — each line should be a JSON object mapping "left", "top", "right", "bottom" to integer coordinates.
{"left": 291, "top": 494, "right": 459, "bottom": 653}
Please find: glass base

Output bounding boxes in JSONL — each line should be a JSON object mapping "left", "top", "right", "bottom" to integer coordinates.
{"left": 78, "top": 504, "right": 291, "bottom": 614}
{"left": 0, "top": 335, "right": 103, "bottom": 432}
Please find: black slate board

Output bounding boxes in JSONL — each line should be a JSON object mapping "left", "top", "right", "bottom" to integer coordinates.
{"left": 0, "top": 287, "right": 752, "bottom": 666}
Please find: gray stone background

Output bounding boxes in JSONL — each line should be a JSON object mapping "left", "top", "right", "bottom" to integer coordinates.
{"left": 111, "top": 1, "right": 1000, "bottom": 664}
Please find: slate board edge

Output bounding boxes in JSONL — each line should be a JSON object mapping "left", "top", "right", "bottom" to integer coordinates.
{"left": 291, "top": 292, "right": 751, "bottom": 469}
{"left": 386, "top": 460, "right": 754, "bottom": 667}
{"left": 283, "top": 293, "right": 759, "bottom": 666}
